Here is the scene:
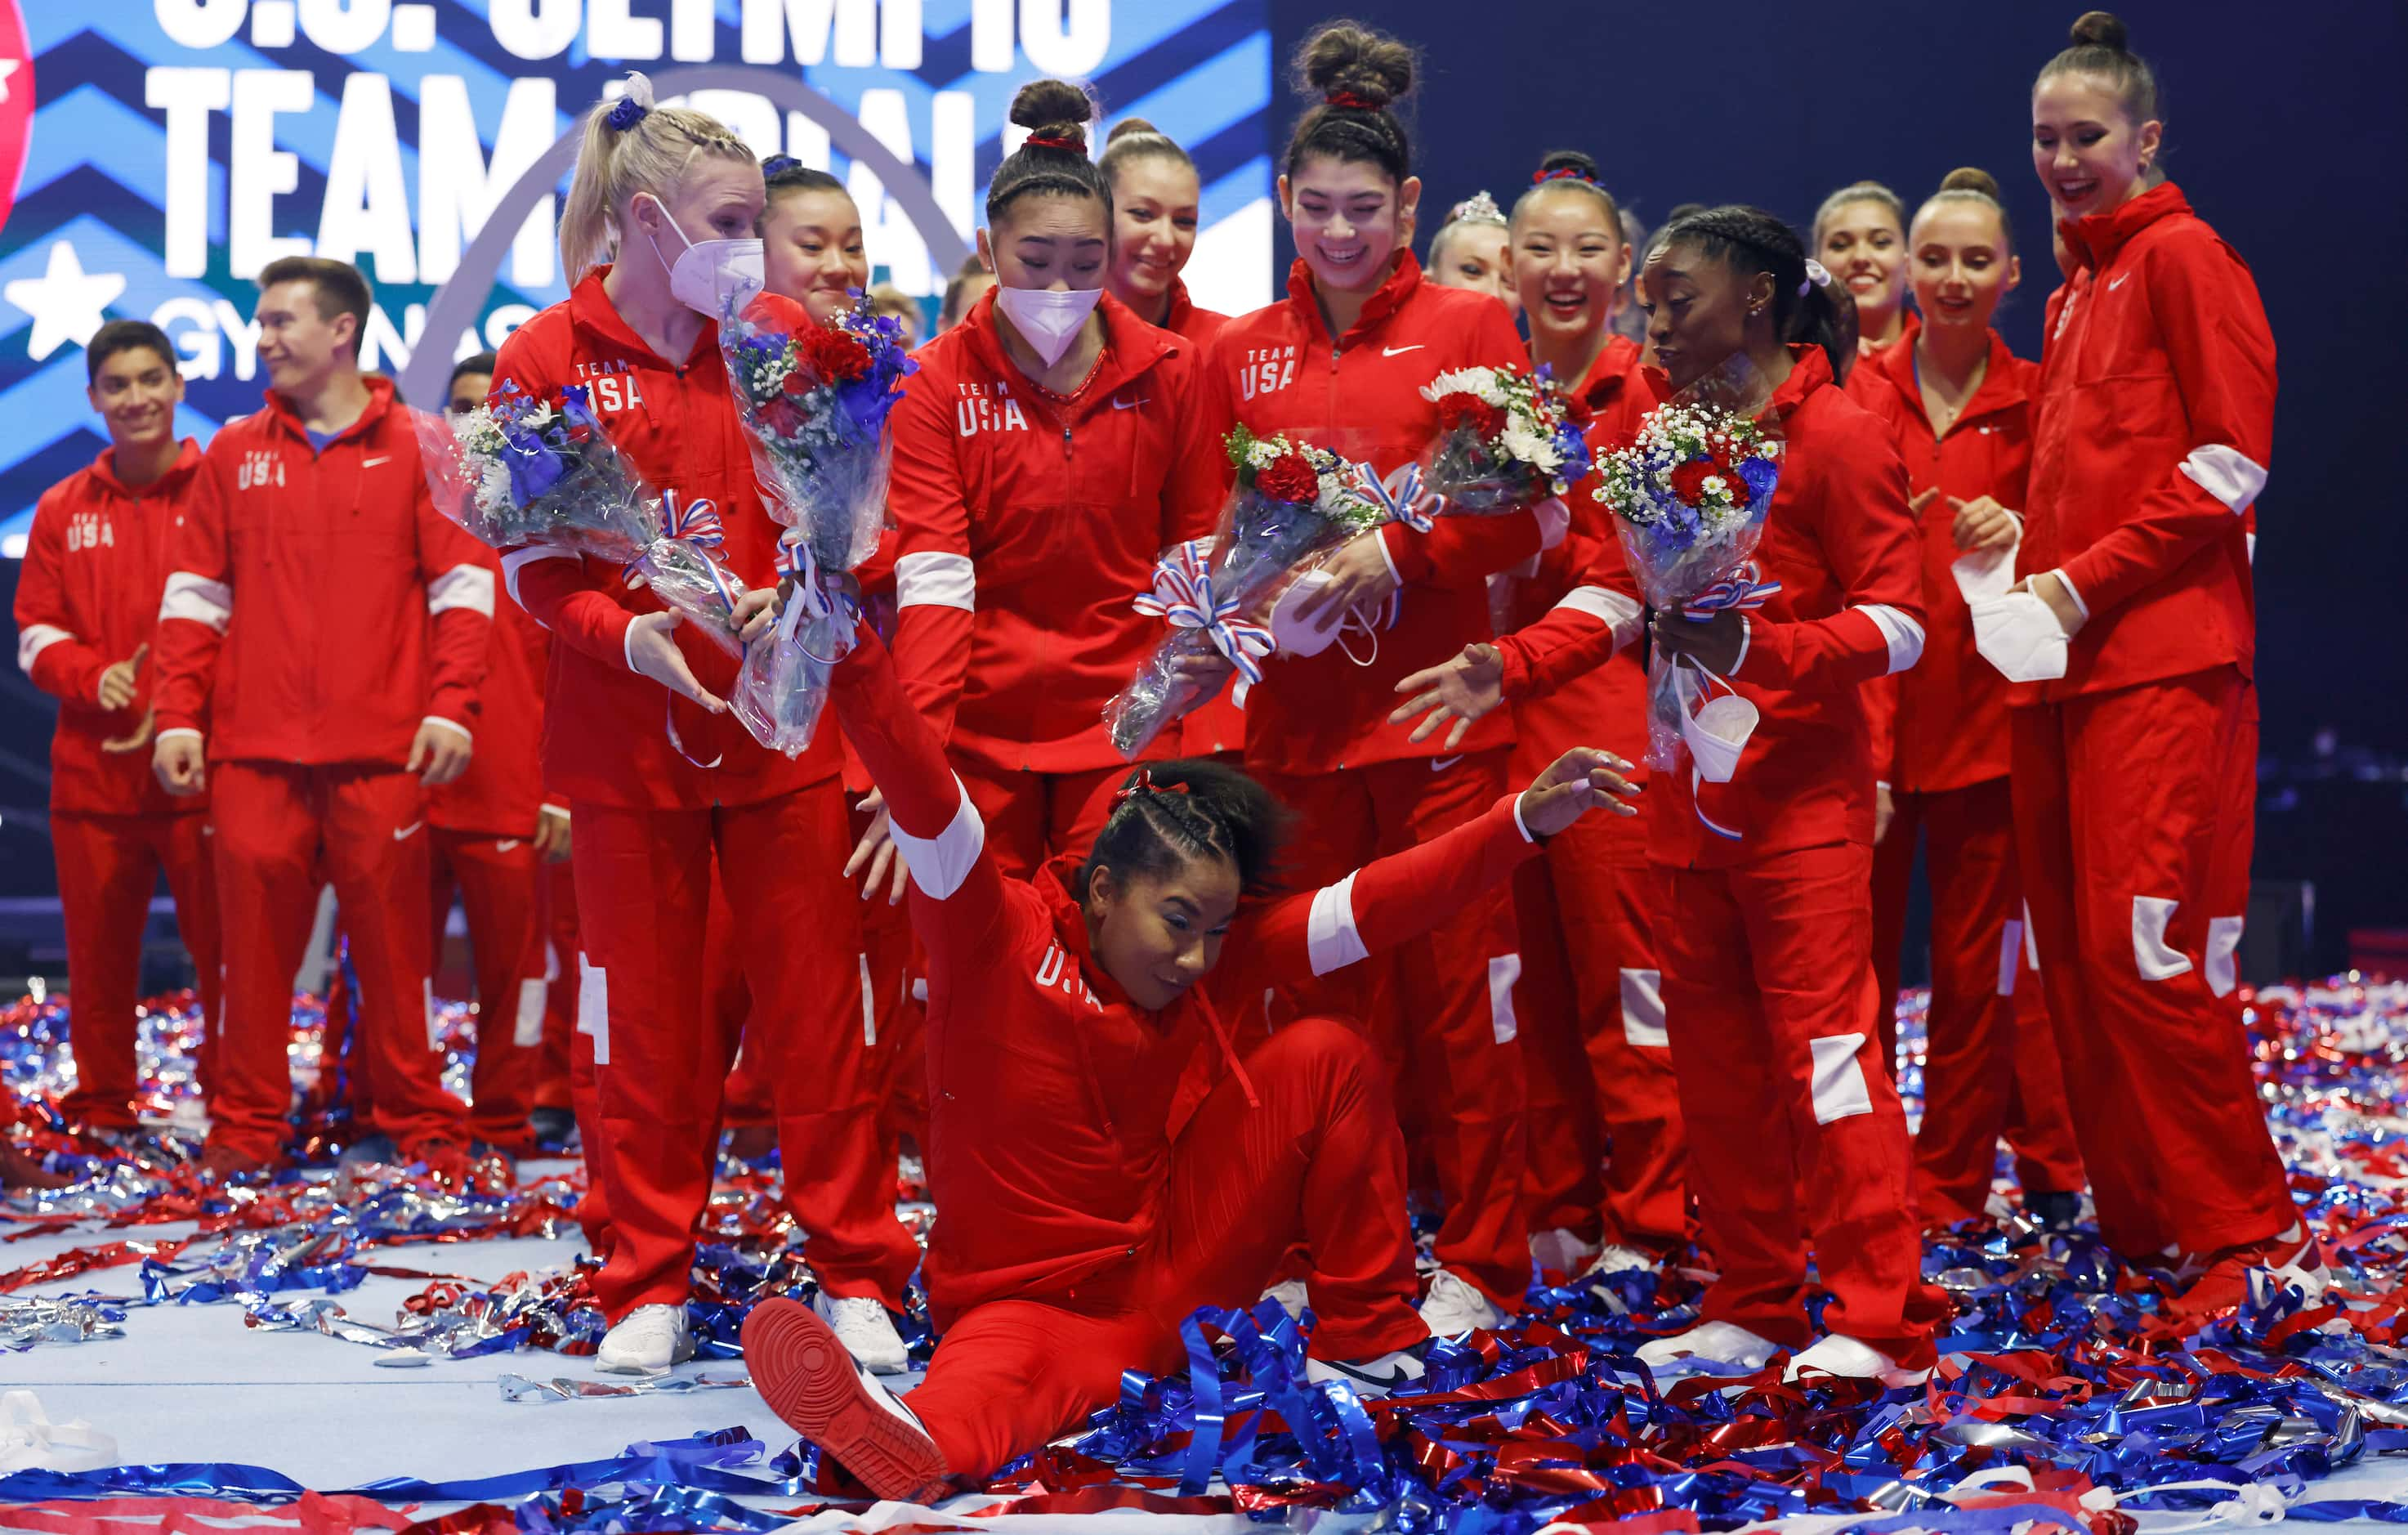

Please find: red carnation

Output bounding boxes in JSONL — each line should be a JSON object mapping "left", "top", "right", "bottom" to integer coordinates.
{"left": 1253, "top": 452, "right": 1320, "bottom": 503}
{"left": 1436, "top": 391, "right": 1506, "bottom": 438}
{"left": 799, "top": 324, "right": 874, "bottom": 383}
{"left": 1560, "top": 394, "right": 1593, "bottom": 430}
{"left": 1669, "top": 459, "right": 1719, "bottom": 507}
{"left": 781, "top": 369, "right": 811, "bottom": 396}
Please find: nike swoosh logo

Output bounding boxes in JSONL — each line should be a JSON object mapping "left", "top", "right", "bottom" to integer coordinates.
{"left": 2106, "top": 274, "right": 2129, "bottom": 293}
{"left": 1430, "top": 755, "right": 1463, "bottom": 772}
{"left": 393, "top": 821, "right": 423, "bottom": 841}
{"left": 1110, "top": 396, "right": 1150, "bottom": 410}
{"left": 495, "top": 839, "right": 521, "bottom": 853}
{"left": 1382, "top": 345, "right": 1425, "bottom": 358}
{"left": 1327, "top": 1360, "right": 1418, "bottom": 1392}
{"left": 362, "top": 455, "right": 393, "bottom": 467}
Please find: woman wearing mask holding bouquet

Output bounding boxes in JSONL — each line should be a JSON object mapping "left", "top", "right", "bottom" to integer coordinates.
{"left": 1497, "top": 150, "right": 1686, "bottom": 1285}
{"left": 1202, "top": 20, "right": 1557, "bottom": 1332}
{"left": 870, "top": 79, "right": 1226, "bottom": 880}
{"left": 489, "top": 77, "right": 918, "bottom": 1377}
{"left": 1393, "top": 206, "right": 1945, "bottom": 1384}
{"left": 2003, "top": 12, "right": 2300, "bottom": 1315}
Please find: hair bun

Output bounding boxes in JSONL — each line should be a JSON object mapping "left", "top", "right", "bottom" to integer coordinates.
{"left": 1938, "top": 165, "right": 2001, "bottom": 200}
{"left": 1009, "top": 78, "right": 1094, "bottom": 148}
{"left": 1533, "top": 149, "right": 1600, "bottom": 186}
{"left": 2069, "top": 9, "right": 2129, "bottom": 50}
{"left": 1294, "top": 20, "right": 1414, "bottom": 110}
{"left": 1106, "top": 117, "right": 1161, "bottom": 145}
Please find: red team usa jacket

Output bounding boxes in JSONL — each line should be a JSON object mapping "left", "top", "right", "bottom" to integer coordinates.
{"left": 15, "top": 440, "right": 212, "bottom": 816}
{"left": 2023, "top": 181, "right": 2272, "bottom": 700}
{"left": 1205, "top": 253, "right": 1552, "bottom": 775}
{"left": 490, "top": 271, "right": 839, "bottom": 810}
{"left": 1494, "top": 347, "right": 1923, "bottom": 867}
{"left": 885, "top": 288, "right": 1225, "bottom": 772}
{"left": 153, "top": 378, "right": 493, "bottom": 767}
{"left": 826, "top": 624, "right": 1545, "bottom": 1327}
{"left": 429, "top": 564, "right": 554, "bottom": 837}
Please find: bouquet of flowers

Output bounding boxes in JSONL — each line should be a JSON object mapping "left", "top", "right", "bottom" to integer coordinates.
{"left": 1406, "top": 365, "right": 1594, "bottom": 516}
{"left": 416, "top": 383, "right": 751, "bottom": 653}
{"left": 717, "top": 291, "right": 916, "bottom": 756}
{"left": 1595, "top": 379, "right": 1784, "bottom": 773}
{"left": 1104, "top": 426, "right": 1391, "bottom": 759}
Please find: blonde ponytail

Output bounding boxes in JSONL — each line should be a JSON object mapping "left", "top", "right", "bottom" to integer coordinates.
{"left": 556, "top": 73, "right": 758, "bottom": 281}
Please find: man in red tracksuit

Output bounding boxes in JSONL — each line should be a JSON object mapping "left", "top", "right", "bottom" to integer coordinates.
{"left": 15, "top": 320, "right": 222, "bottom": 1136}
{"left": 153, "top": 256, "right": 489, "bottom": 1182}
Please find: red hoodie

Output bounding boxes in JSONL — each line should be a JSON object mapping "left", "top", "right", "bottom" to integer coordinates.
{"left": 1160, "top": 278, "right": 1228, "bottom": 349}
{"left": 15, "top": 440, "right": 210, "bottom": 816}
{"left": 489, "top": 271, "right": 838, "bottom": 811}
{"left": 829, "top": 624, "right": 1542, "bottom": 1327}
{"left": 2026, "top": 181, "right": 2271, "bottom": 699}
{"left": 1851, "top": 324, "right": 2039, "bottom": 792}
{"left": 1494, "top": 347, "right": 1923, "bottom": 868}
{"left": 1205, "top": 253, "right": 1548, "bottom": 775}
{"left": 1504, "top": 335, "right": 1655, "bottom": 771}
{"left": 153, "top": 378, "right": 492, "bottom": 767}
{"left": 885, "top": 287, "right": 1224, "bottom": 772}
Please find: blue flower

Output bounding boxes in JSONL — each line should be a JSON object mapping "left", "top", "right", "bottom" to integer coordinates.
{"left": 1738, "top": 455, "right": 1779, "bottom": 505}
{"left": 503, "top": 441, "right": 568, "bottom": 503}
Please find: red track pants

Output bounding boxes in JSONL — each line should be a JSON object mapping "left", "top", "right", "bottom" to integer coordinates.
{"left": 53, "top": 811, "right": 221, "bottom": 1129}
{"left": 428, "top": 828, "right": 545, "bottom": 1150}
{"left": 533, "top": 857, "right": 579, "bottom": 1115}
{"left": 956, "top": 763, "right": 1124, "bottom": 882}
{"left": 208, "top": 763, "right": 461, "bottom": 1163}
{"left": 1513, "top": 806, "right": 1686, "bottom": 1255}
{"left": 575, "top": 784, "right": 918, "bottom": 1318}
{"left": 1870, "top": 778, "right": 2084, "bottom": 1224}
{"left": 1255, "top": 752, "right": 1527, "bottom": 1310}
{"left": 2011, "top": 667, "right": 2289, "bottom": 1259}
{"left": 1658, "top": 843, "right": 1946, "bottom": 1366}
{"left": 905, "top": 1018, "right": 1426, "bottom": 1479}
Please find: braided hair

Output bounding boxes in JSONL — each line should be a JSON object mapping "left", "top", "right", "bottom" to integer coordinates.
{"left": 1657, "top": 204, "right": 1852, "bottom": 381}
{"left": 1077, "top": 759, "right": 1293, "bottom": 903}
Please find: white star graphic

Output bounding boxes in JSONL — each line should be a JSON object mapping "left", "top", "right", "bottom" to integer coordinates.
{"left": 0, "top": 61, "right": 18, "bottom": 103}
{"left": 5, "top": 241, "right": 127, "bottom": 362}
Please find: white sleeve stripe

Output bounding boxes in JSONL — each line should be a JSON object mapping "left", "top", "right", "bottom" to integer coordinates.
{"left": 895, "top": 551, "right": 976, "bottom": 612}
{"left": 2048, "top": 565, "right": 2091, "bottom": 620}
{"left": 1856, "top": 603, "right": 1925, "bottom": 674}
{"left": 498, "top": 547, "right": 579, "bottom": 616}
{"left": 2179, "top": 444, "right": 2267, "bottom": 514}
{"left": 1552, "top": 585, "right": 1643, "bottom": 650}
{"left": 159, "top": 572, "right": 232, "bottom": 633}
{"left": 16, "top": 624, "right": 72, "bottom": 674}
{"left": 886, "top": 776, "right": 986, "bottom": 901}
{"left": 1305, "top": 872, "right": 1369, "bottom": 976}
{"left": 426, "top": 563, "right": 497, "bottom": 618}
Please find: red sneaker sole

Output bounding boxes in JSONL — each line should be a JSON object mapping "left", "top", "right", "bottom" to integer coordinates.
{"left": 743, "top": 1299, "right": 948, "bottom": 1503}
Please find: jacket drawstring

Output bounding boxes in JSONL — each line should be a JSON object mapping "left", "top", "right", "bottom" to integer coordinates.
{"left": 1195, "top": 987, "right": 1260, "bottom": 1110}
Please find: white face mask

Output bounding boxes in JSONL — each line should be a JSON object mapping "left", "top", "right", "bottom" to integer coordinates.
{"left": 641, "top": 192, "right": 764, "bottom": 317}
{"left": 1968, "top": 591, "right": 2071, "bottom": 682}
{"left": 994, "top": 284, "right": 1103, "bottom": 366}
{"left": 1671, "top": 657, "right": 1758, "bottom": 784}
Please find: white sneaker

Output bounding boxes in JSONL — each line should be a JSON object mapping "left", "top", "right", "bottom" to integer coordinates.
{"left": 743, "top": 1298, "right": 949, "bottom": 1503}
{"left": 1783, "top": 1333, "right": 1929, "bottom": 1388}
{"left": 1634, "top": 1320, "right": 1778, "bottom": 1376}
{"left": 1418, "top": 1269, "right": 1502, "bottom": 1336}
{"left": 1262, "top": 1278, "right": 1310, "bottom": 1321}
{"left": 1306, "top": 1338, "right": 1432, "bottom": 1399}
{"left": 168, "top": 1097, "right": 211, "bottom": 1138}
{"left": 1530, "top": 1228, "right": 1599, "bottom": 1278}
{"left": 596, "top": 1303, "right": 694, "bottom": 1376}
{"left": 814, "top": 1291, "right": 909, "bottom": 1375}
{"left": 1580, "top": 1244, "right": 1658, "bottom": 1284}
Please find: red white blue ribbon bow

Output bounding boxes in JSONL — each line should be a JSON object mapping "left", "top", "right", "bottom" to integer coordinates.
{"left": 771, "top": 535, "right": 859, "bottom": 664}
{"left": 1134, "top": 541, "right": 1274, "bottom": 705}
{"left": 1347, "top": 460, "right": 1448, "bottom": 533}
{"left": 1682, "top": 560, "right": 1782, "bottom": 621}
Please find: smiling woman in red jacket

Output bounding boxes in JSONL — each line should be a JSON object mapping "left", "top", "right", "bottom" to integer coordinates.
{"left": 2007, "top": 11, "right": 2303, "bottom": 1315}
{"left": 1494, "top": 150, "right": 1686, "bottom": 1285}
{"left": 1814, "top": 181, "right": 1910, "bottom": 358}
{"left": 1202, "top": 20, "right": 1552, "bottom": 1329}
{"left": 872, "top": 81, "right": 1223, "bottom": 883}
{"left": 739, "top": 610, "right": 1635, "bottom": 1497}
{"left": 1848, "top": 171, "right": 2084, "bottom": 1231}
{"left": 489, "top": 79, "right": 918, "bottom": 1378}
{"left": 1396, "top": 206, "right": 1946, "bottom": 1385}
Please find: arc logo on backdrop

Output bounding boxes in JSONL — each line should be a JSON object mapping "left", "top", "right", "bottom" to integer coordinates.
{"left": 0, "top": 0, "right": 1275, "bottom": 554}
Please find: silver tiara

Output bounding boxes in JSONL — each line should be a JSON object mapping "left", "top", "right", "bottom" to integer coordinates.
{"left": 1446, "top": 190, "right": 1508, "bottom": 228}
